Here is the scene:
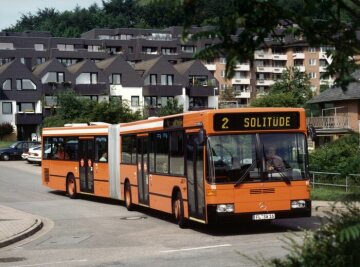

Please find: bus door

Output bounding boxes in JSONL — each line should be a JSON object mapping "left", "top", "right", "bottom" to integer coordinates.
{"left": 186, "top": 134, "right": 206, "bottom": 222}
{"left": 79, "top": 138, "right": 94, "bottom": 193}
{"left": 137, "top": 137, "right": 149, "bottom": 205}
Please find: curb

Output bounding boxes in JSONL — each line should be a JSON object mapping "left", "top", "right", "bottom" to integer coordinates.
{"left": 0, "top": 218, "right": 43, "bottom": 248}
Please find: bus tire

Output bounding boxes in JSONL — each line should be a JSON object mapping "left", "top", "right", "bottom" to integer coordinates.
{"left": 125, "top": 181, "right": 133, "bottom": 211}
{"left": 173, "top": 191, "right": 187, "bottom": 228}
{"left": 66, "top": 174, "right": 77, "bottom": 199}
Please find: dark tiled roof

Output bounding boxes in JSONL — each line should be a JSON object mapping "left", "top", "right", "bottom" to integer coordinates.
{"left": 307, "top": 70, "right": 360, "bottom": 104}
{"left": 32, "top": 59, "right": 56, "bottom": 76}
{"left": 173, "top": 60, "right": 195, "bottom": 75}
{"left": 134, "top": 57, "right": 161, "bottom": 77}
{"left": 67, "top": 60, "right": 90, "bottom": 74}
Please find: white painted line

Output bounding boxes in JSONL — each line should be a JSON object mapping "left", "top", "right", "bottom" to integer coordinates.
{"left": 160, "top": 244, "right": 231, "bottom": 253}
{"left": 10, "top": 259, "right": 88, "bottom": 267}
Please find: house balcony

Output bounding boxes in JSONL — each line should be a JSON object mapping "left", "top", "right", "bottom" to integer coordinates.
{"left": 186, "top": 85, "right": 217, "bottom": 97}
{"left": 42, "top": 82, "right": 73, "bottom": 94}
{"left": 256, "top": 66, "right": 273, "bottom": 73}
{"left": 143, "top": 84, "right": 182, "bottom": 96}
{"left": 294, "top": 66, "right": 305, "bottom": 72}
{"left": 231, "top": 78, "right": 250, "bottom": 85}
{"left": 15, "top": 113, "right": 43, "bottom": 125}
{"left": 293, "top": 53, "right": 305, "bottom": 59}
{"left": 307, "top": 115, "right": 350, "bottom": 132}
{"left": 234, "top": 90, "right": 251, "bottom": 99}
{"left": 74, "top": 83, "right": 108, "bottom": 95}
{"left": 319, "top": 66, "right": 328, "bottom": 73}
{"left": 272, "top": 67, "right": 286, "bottom": 73}
{"left": 256, "top": 79, "right": 274, "bottom": 86}
{"left": 234, "top": 64, "right": 250, "bottom": 71}
{"left": 254, "top": 53, "right": 272, "bottom": 60}
{"left": 272, "top": 54, "right": 287, "bottom": 60}
{"left": 205, "top": 64, "right": 216, "bottom": 71}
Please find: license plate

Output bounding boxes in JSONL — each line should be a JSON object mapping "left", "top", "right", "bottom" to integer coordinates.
{"left": 252, "top": 213, "right": 275, "bottom": 220}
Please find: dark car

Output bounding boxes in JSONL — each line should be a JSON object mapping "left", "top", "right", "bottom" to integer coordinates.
{"left": 0, "top": 141, "right": 40, "bottom": 161}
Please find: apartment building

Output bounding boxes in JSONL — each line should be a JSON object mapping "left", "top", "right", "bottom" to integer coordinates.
{"left": 0, "top": 26, "right": 349, "bottom": 140}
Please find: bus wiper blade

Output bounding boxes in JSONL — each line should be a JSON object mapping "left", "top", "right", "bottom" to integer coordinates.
{"left": 271, "top": 167, "right": 291, "bottom": 185}
{"left": 234, "top": 160, "right": 256, "bottom": 188}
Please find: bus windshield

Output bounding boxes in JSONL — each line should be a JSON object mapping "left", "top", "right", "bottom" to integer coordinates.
{"left": 207, "top": 133, "right": 308, "bottom": 184}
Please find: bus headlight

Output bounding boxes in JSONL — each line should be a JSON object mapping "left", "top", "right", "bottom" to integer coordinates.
{"left": 291, "top": 200, "right": 306, "bottom": 209}
{"left": 216, "top": 204, "right": 234, "bottom": 213}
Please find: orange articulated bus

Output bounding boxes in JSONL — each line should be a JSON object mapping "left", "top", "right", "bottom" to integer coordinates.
{"left": 42, "top": 108, "right": 311, "bottom": 227}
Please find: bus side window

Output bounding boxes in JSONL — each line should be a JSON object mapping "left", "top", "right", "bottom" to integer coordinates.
{"left": 95, "top": 137, "right": 107, "bottom": 162}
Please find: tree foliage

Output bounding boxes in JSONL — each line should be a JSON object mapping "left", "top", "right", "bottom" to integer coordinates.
{"left": 0, "top": 122, "right": 14, "bottom": 140}
{"left": 157, "top": 98, "right": 183, "bottom": 117}
{"left": 260, "top": 203, "right": 360, "bottom": 267}
{"left": 251, "top": 67, "right": 313, "bottom": 107}
{"left": 42, "top": 89, "right": 141, "bottom": 127}
{"left": 309, "top": 133, "right": 360, "bottom": 175}
{"left": 183, "top": 0, "right": 360, "bottom": 89}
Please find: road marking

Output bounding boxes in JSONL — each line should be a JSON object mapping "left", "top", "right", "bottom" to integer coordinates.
{"left": 9, "top": 259, "right": 88, "bottom": 267}
{"left": 160, "top": 244, "right": 231, "bottom": 253}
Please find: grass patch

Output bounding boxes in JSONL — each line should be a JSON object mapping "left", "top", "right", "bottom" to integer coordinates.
{"left": 0, "top": 141, "right": 14, "bottom": 148}
{"left": 311, "top": 187, "right": 360, "bottom": 201}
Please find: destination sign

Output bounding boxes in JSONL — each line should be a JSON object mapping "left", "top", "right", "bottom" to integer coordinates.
{"left": 213, "top": 112, "right": 300, "bottom": 131}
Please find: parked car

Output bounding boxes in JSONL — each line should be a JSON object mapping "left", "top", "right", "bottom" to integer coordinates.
{"left": 27, "top": 145, "right": 42, "bottom": 165}
{"left": 0, "top": 141, "right": 40, "bottom": 161}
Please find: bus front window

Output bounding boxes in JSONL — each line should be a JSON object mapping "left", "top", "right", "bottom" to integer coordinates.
{"left": 207, "top": 133, "right": 308, "bottom": 184}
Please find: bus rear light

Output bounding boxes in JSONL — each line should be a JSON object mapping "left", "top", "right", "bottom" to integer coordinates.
{"left": 291, "top": 200, "right": 306, "bottom": 209}
{"left": 216, "top": 204, "right": 234, "bottom": 213}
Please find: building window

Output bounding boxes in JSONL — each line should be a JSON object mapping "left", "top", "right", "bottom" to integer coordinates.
{"left": 131, "top": 96, "right": 139, "bottom": 107}
{"left": 87, "top": 45, "right": 103, "bottom": 52}
{"left": 17, "top": 102, "right": 35, "bottom": 112}
{"left": 16, "top": 79, "right": 37, "bottom": 90}
{"left": 161, "top": 75, "right": 174, "bottom": 85}
{"left": 128, "top": 46, "right": 133, "bottom": 53}
{"left": 309, "top": 59, "right": 316, "bottom": 66}
{"left": 221, "top": 70, "right": 225, "bottom": 77}
{"left": 109, "top": 74, "right": 121, "bottom": 85}
{"left": 144, "top": 96, "right": 157, "bottom": 107}
{"left": 36, "top": 57, "right": 46, "bottom": 65}
{"left": 57, "top": 44, "right": 74, "bottom": 51}
{"left": 220, "top": 57, "right": 226, "bottom": 64}
{"left": 160, "top": 96, "right": 174, "bottom": 107}
{"left": 2, "top": 102, "right": 12, "bottom": 114}
{"left": 42, "top": 72, "right": 65, "bottom": 83}
{"left": 34, "top": 44, "right": 44, "bottom": 51}
{"left": 76, "top": 73, "right": 98, "bottom": 84}
{"left": 181, "top": 45, "right": 195, "bottom": 53}
{"left": 308, "top": 47, "right": 316, "bottom": 53}
{"left": 309, "top": 72, "right": 316, "bottom": 79}
{"left": 2, "top": 79, "right": 11, "bottom": 90}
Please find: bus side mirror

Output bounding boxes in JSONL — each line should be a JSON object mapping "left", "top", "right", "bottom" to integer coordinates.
{"left": 195, "top": 128, "right": 206, "bottom": 146}
{"left": 308, "top": 125, "right": 317, "bottom": 141}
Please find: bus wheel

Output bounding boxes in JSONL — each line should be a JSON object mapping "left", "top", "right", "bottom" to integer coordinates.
{"left": 125, "top": 182, "right": 133, "bottom": 211}
{"left": 66, "top": 175, "right": 77, "bottom": 199}
{"left": 173, "top": 191, "right": 187, "bottom": 228}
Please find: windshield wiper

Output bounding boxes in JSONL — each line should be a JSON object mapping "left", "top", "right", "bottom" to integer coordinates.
{"left": 270, "top": 167, "right": 291, "bottom": 185}
{"left": 234, "top": 160, "right": 257, "bottom": 188}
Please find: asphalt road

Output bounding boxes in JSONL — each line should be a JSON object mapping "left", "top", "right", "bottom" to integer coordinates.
{"left": 0, "top": 160, "right": 323, "bottom": 267}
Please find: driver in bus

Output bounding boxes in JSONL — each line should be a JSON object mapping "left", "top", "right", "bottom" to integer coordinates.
{"left": 265, "top": 146, "right": 285, "bottom": 171}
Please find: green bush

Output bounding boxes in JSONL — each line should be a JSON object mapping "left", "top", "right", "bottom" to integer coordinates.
{"left": 309, "top": 134, "right": 360, "bottom": 175}
{"left": 260, "top": 203, "right": 360, "bottom": 267}
{"left": 0, "top": 122, "right": 14, "bottom": 140}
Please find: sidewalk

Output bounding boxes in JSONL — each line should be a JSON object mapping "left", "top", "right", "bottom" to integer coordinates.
{"left": 0, "top": 205, "right": 43, "bottom": 248}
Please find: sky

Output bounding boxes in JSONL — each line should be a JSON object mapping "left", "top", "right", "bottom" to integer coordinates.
{"left": 0, "top": 0, "right": 104, "bottom": 30}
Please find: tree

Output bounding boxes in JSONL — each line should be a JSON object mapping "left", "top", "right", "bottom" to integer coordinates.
{"left": 182, "top": 0, "right": 360, "bottom": 89}
{"left": 42, "top": 89, "right": 141, "bottom": 127}
{"left": 158, "top": 98, "right": 183, "bottom": 117}
{"left": 251, "top": 67, "right": 313, "bottom": 107}
{"left": 0, "top": 122, "right": 14, "bottom": 141}
{"left": 219, "top": 86, "right": 235, "bottom": 101}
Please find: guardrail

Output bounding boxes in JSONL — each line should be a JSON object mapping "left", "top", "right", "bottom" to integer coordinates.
{"left": 309, "top": 171, "right": 360, "bottom": 192}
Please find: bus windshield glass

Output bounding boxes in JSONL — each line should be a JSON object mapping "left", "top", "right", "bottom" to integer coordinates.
{"left": 207, "top": 133, "right": 307, "bottom": 184}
